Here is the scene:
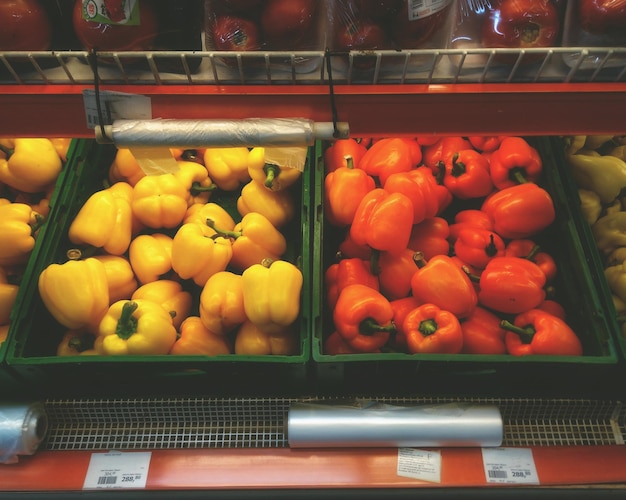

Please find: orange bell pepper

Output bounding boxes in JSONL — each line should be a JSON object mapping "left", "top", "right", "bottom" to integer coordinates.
{"left": 170, "top": 316, "right": 232, "bottom": 356}
{"left": 128, "top": 233, "right": 173, "bottom": 285}
{"left": 56, "top": 329, "right": 97, "bottom": 356}
{"left": 132, "top": 279, "right": 192, "bottom": 330}
{"left": 92, "top": 254, "right": 138, "bottom": 304}
{"left": 131, "top": 173, "right": 188, "bottom": 229}
{"left": 324, "top": 138, "right": 367, "bottom": 172}
{"left": 403, "top": 303, "right": 463, "bottom": 355}
{"left": 199, "top": 271, "right": 247, "bottom": 336}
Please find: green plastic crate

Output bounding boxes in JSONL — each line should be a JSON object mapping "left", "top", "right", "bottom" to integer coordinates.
{"left": 4, "top": 139, "right": 312, "bottom": 397}
{"left": 311, "top": 138, "right": 619, "bottom": 397}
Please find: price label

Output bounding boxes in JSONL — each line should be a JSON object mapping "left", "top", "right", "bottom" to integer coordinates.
{"left": 82, "top": 90, "right": 152, "bottom": 130}
{"left": 397, "top": 448, "right": 441, "bottom": 483}
{"left": 83, "top": 451, "right": 152, "bottom": 489}
{"left": 481, "top": 448, "right": 539, "bottom": 485}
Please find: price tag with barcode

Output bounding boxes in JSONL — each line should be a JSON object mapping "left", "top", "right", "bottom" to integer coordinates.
{"left": 83, "top": 451, "right": 152, "bottom": 489}
{"left": 481, "top": 448, "right": 539, "bottom": 485}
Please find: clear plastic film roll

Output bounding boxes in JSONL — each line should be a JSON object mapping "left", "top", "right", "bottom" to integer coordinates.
{"left": 286, "top": 401, "right": 503, "bottom": 449}
{"left": 95, "top": 118, "right": 350, "bottom": 148}
{"left": 0, "top": 402, "right": 48, "bottom": 464}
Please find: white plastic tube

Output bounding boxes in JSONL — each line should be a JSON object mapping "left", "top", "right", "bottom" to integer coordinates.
{"left": 0, "top": 402, "right": 48, "bottom": 464}
{"left": 95, "top": 118, "right": 350, "bottom": 148}
{"left": 286, "top": 401, "right": 503, "bottom": 449}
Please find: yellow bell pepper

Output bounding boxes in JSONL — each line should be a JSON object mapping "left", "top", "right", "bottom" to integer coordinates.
{"left": 56, "top": 329, "right": 97, "bottom": 356}
{"left": 247, "top": 147, "right": 303, "bottom": 192}
{"left": 128, "top": 233, "right": 173, "bottom": 285}
{"left": 234, "top": 320, "right": 298, "bottom": 355}
{"left": 203, "top": 147, "right": 251, "bottom": 191}
{"left": 171, "top": 221, "right": 233, "bottom": 287}
{"left": 170, "top": 316, "right": 232, "bottom": 356}
{"left": 184, "top": 201, "right": 236, "bottom": 230}
{"left": 131, "top": 280, "right": 192, "bottom": 330}
{"left": 108, "top": 148, "right": 146, "bottom": 187}
{"left": 94, "top": 299, "right": 177, "bottom": 355}
{"left": 605, "top": 262, "right": 626, "bottom": 305}
{"left": 0, "top": 202, "right": 42, "bottom": 267}
{"left": 131, "top": 173, "right": 188, "bottom": 229}
{"left": 237, "top": 179, "right": 295, "bottom": 229}
{"left": 199, "top": 271, "right": 247, "bottom": 336}
{"left": 49, "top": 138, "right": 72, "bottom": 162}
{"left": 0, "top": 138, "right": 63, "bottom": 193}
{"left": 241, "top": 258, "right": 302, "bottom": 333}
{"left": 0, "top": 267, "right": 19, "bottom": 326}
{"left": 93, "top": 255, "right": 138, "bottom": 304}
{"left": 14, "top": 187, "right": 53, "bottom": 218}
{"left": 68, "top": 182, "right": 134, "bottom": 256}
{"left": 207, "top": 212, "right": 287, "bottom": 272}
{"left": 38, "top": 257, "right": 110, "bottom": 332}
{"left": 0, "top": 324, "right": 8, "bottom": 344}
{"left": 173, "top": 160, "right": 216, "bottom": 207}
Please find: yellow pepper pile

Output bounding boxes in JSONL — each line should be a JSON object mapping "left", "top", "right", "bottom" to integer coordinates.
{"left": 0, "top": 136, "right": 68, "bottom": 344}
{"left": 37, "top": 146, "right": 305, "bottom": 358}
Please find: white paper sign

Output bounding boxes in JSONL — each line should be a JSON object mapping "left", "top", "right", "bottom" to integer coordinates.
{"left": 482, "top": 448, "right": 539, "bottom": 485}
{"left": 397, "top": 448, "right": 441, "bottom": 483}
{"left": 83, "top": 451, "right": 152, "bottom": 489}
{"left": 83, "top": 90, "right": 152, "bottom": 130}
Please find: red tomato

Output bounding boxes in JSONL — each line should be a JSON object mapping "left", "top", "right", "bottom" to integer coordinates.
{"left": 212, "top": 15, "right": 261, "bottom": 51}
{"left": 0, "top": 0, "right": 52, "bottom": 51}
{"left": 578, "top": 0, "right": 626, "bottom": 34}
{"left": 260, "top": 0, "right": 317, "bottom": 47}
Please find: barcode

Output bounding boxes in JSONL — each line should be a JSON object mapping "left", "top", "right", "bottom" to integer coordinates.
{"left": 487, "top": 470, "right": 508, "bottom": 479}
{"left": 97, "top": 476, "right": 118, "bottom": 485}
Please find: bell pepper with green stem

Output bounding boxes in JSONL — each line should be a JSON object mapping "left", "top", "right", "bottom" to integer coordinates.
{"left": 131, "top": 173, "right": 188, "bottom": 229}
{"left": 489, "top": 137, "right": 543, "bottom": 189}
{"left": 403, "top": 303, "right": 463, "bottom": 354}
{"left": 501, "top": 308, "right": 583, "bottom": 356}
{"left": 350, "top": 188, "right": 414, "bottom": 255}
{"left": 460, "top": 306, "right": 507, "bottom": 355}
{"left": 207, "top": 212, "right": 287, "bottom": 272}
{"left": 247, "top": 147, "right": 302, "bottom": 192}
{"left": 505, "top": 239, "right": 557, "bottom": 282}
{"left": 388, "top": 296, "right": 422, "bottom": 352}
{"left": 443, "top": 150, "right": 494, "bottom": 200}
{"left": 56, "top": 329, "right": 96, "bottom": 356}
{"left": 132, "top": 280, "right": 192, "bottom": 331}
{"left": 237, "top": 179, "right": 295, "bottom": 229}
{"left": 173, "top": 160, "right": 216, "bottom": 207}
{"left": 38, "top": 257, "right": 110, "bottom": 332}
{"left": 0, "top": 138, "right": 62, "bottom": 193}
{"left": 454, "top": 228, "right": 505, "bottom": 270}
{"left": 68, "top": 181, "right": 134, "bottom": 256}
{"left": 324, "top": 139, "right": 367, "bottom": 172}
{"left": 325, "top": 257, "right": 379, "bottom": 310}
{"left": 448, "top": 209, "right": 494, "bottom": 244}
{"left": 324, "top": 156, "right": 376, "bottom": 227}
{"left": 203, "top": 147, "right": 251, "bottom": 191}
{"left": 241, "top": 258, "right": 303, "bottom": 334}
{"left": 95, "top": 299, "right": 177, "bottom": 355}
{"left": 184, "top": 201, "right": 236, "bottom": 229}
{"left": 170, "top": 316, "right": 231, "bottom": 356}
{"left": 199, "top": 271, "right": 247, "bottom": 336}
{"left": 422, "top": 136, "right": 472, "bottom": 174}
{"left": 333, "top": 284, "right": 396, "bottom": 353}
{"left": 0, "top": 202, "right": 42, "bottom": 267}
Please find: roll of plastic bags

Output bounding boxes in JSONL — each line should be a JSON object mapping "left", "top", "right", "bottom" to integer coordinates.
{"left": 0, "top": 402, "right": 48, "bottom": 464}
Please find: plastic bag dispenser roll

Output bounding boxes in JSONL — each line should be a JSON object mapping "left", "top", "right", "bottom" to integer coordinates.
{"left": 287, "top": 401, "right": 503, "bottom": 448}
{"left": 95, "top": 118, "right": 350, "bottom": 148}
{"left": 0, "top": 402, "right": 48, "bottom": 464}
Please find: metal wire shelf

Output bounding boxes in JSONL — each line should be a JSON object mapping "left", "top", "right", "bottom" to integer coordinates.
{"left": 1, "top": 47, "right": 625, "bottom": 86}
{"left": 42, "top": 396, "right": 625, "bottom": 451}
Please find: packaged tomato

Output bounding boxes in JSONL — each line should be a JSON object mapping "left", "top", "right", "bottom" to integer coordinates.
{"left": 204, "top": 0, "right": 327, "bottom": 75}
{"left": 447, "top": 0, "right": 565, "bottom": 72}
{"left": 328, "top": 0, "right": 453, "bottom": 74}
{"left": 561, "top": 0, "right": 626, "bottom": 70}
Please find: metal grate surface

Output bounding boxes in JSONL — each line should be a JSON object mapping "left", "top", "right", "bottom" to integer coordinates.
{"left": 1, "top": 48, "right": 625, "bottom": 86}
{"left": 42, "top": 396, "right": 625, "bottom": 450}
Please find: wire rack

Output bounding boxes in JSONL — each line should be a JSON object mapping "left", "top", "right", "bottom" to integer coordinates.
{"left": 1, "top": 48, "right": 625, "bottom": 86}
{"left": 41, "top": 396, "right": 625, "bottom": 451}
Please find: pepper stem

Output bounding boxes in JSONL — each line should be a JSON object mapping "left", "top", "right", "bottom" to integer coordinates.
{"left": 413, "top": 251, "right": 427, "bottom": 268}
{"left": 369, "top": 249, "right": 382, "bottom": 275}
{"left": 509, "top": 167, "right": 529, "bottom": 184}
{"left": 485, "top": 234, "right": 498, "bottom": 257}
{"left": 359, "top": 317, "right": 396, "bottom": 336}
{"left": 435, "top": 161, "right": 446, "bottom": 184}
{"left": 30, "top": 214, "right": 45, "bottom": 236}
{"left": 344, "top": 155, "right": 354, "bottom": 169}
{"left": 525, "top": 244, "right": 541, "bottom": 260}
{"left": 263, "top": 163, "right": 280, "bottom": 189}
{"left": 0, "top": 143, "right": 13, "bottom": 158}
{"left": 206, "top": 218, "right": 242, "bottom": 240}
{"left": 115, "top": 301, "right": 139, "bottom": 340}
{"left": 500, "top": 319, "right": 535, "bottom": 344}
{"left": 419, "top": 319, "right": 438, "bottom": 336}
{"left": 450, "top": 153, "right": 466, "bottom": 177}
{"left": 190, "top": 181, "right": 217, "bottom": 196}
{"left": 462, "top": 265, "right": 481, "bottom": 283}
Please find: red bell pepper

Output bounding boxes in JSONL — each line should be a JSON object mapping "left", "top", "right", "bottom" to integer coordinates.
{"left": 324, "top": 158, "right": 376, "bottom": 227}
{"left": 481, "top": 183, "right": 555, "bottom": 239}
{"left": 403, "top": 303, "right": 463, "bottom": 354}
{"left": 443, "top": 150, "right": 494, "bottom": 200}
{"left": 338, "top": 232, "right": 372, "bottom": 260}
{"left": 324, "top": 138, "right": 367, "bottom": 173}
{"left": 419, "top": 165, "right": 453, "bottom": 215}
{"left": 468, "top": 136, "right": 504, "bottom": 153}
{"left": 537, "top": 299, "right": 566, "bottom": 320}
{"left": 415, "top": 136, "right": 440, "bottom": 147}
{"left": 350, "top": 188, "right": 414, "bottom": 255}
{"left": 372, "top": 248, "right": 419, "bottom": 300}
{"left": 359, "top": 137, "right": 419, "bottom": 185}
{"left": 383, "top": 168, "right": 439, "bottom": 225}
{"left": 411, "top": 253, "right": 478, "bottom": 319}
{"left": 489, "top": 137, "right": 543, "bottom": 189}
{"left": 460, "top": 306, "right": 507, "bottom": 355}
{"left": 478, "top": 256, "right": 547, "bottom": 314}
{"left": 408, "top": 217, "right": 451, "bottom": 260}
{"left": 324, "top": 330, "right": 364, "bottom": 355}
{"left": 422, "top": 136, "right": 472, "bottom": 174}
{"left": 325, "top": 257, "right": 379, "bottom": 309}
{"left": 333, "top": 284, "right": 396, "bottom": 353}
{"left": 448, "top": 209, "right": 494, "bottom": 244}
{"left": 502, "top": 308, "right": 583, "bottom": 356}
{"left": 389, "top": 296, "right": 422, "bottom": 352}
{"left": 505, "top": 239, "right": 557, "bottom": 282}
{"left": 454, "top": 228, "right": 505, "bottom": 270}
